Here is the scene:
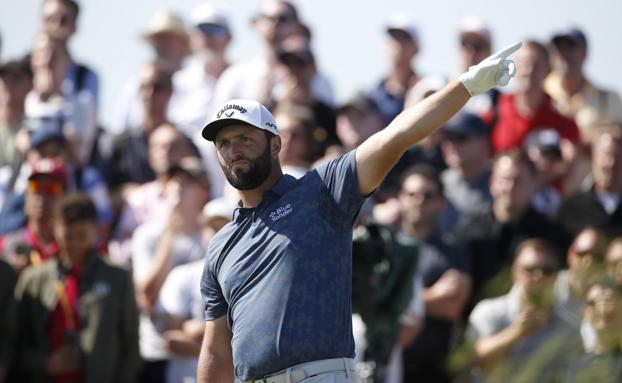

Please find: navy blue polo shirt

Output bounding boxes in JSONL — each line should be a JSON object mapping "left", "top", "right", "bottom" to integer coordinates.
{"left": 201, "top": 150, "right": 367, "bottom": 380}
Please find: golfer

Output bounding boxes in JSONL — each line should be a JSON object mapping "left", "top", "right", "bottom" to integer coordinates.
{"left": 198, "top": 42, "right": 522, "bottom": 383}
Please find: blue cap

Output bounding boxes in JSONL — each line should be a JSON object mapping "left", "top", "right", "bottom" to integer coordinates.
{"left": 28, "top": 118, "right": 66, "bottom": 151}
{"left": 551, "top": 26, "right": 587, "bottom": 48}
{"left": 444, "top": 112, "right": 489, "bottom": 137}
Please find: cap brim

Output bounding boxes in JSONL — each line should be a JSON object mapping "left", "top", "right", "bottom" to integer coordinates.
{"left": 202, "top": 118, "right": 256, "bottom": 141}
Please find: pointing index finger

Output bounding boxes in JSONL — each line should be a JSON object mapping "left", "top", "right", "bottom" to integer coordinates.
{"left": 490, "top": 41, "right": 523, "bottom": 60}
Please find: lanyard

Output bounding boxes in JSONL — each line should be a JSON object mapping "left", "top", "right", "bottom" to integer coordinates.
{"left": 55, "top": 280, "right": 76, "bottom": 331}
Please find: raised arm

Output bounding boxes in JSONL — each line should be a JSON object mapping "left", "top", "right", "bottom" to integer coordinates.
{"left": 197, "top": 315, "right": 234, "bottom": 383}
{"left": 356, "top": 42, "right": 521, "bottom": 195}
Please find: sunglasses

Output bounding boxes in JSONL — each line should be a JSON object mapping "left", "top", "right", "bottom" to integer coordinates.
{"left": 461, "top": 39, "right": 488, "bottom": 52}
{"left": 45, "top": 13, "right": 72, "bottom": 27}
{"left": 403, "top": 190, "right": 439, "bottom": 201}
{"left": 261, "top": 13, "right": 294, "bottom": 25}
{"left": 28, "top": 178, "right": 64, "bottom": 197}
{"left": 446, "top": 133, "right": 471, "bottom": 143}
{"left": 520, "top": 264, "right": 557, "bottom": 276}
{"left": 196, "top": 23, "right": 229, "bottom": 38}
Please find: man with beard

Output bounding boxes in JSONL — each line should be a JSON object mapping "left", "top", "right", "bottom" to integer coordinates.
{"left": 197, "top": 42, "right": 522, "bottom": 383}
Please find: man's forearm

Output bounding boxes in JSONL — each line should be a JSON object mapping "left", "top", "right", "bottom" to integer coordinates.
{"left": 197, "top": 351, "right": 234, "bottom": 383}
{"left": 473, "top": 324, "right": 523, "bottom": 369}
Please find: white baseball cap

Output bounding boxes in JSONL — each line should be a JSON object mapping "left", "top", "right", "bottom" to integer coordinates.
{"left": 191, "top": 3, "right": 229, "bottom": 30}
{"left": 202, "top": 99, "right": 279, "bottom": 141}
{"left": 386, "top": 13, "right": 418, "bottom": 44}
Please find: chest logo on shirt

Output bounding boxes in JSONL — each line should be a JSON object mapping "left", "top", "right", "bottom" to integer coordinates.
{"left": 269, "top": 203, "right": 292, "bottom": 222}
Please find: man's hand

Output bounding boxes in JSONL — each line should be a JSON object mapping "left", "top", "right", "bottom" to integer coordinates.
{"left": 511, "top": 304, "right": 549, "bottom": 338}
{"left": 459, "top": 42, "right": 522, "bottom": 96}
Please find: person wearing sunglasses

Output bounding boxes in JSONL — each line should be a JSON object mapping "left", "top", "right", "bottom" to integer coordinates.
{"left": 167, "top": 3, "right": 232, "bottom": 138}
{"left": 0, "top": 158, "right": 68, "bottom": 274}
{"left": 545, "top": 27, "right": 622, "bottom": 144}
{"left": 469, "top": 238, "right": 582, "bottom": 382}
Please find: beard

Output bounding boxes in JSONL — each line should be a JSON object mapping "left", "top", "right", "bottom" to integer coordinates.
{"left": 220, "top": 139, "right": 273, "bottom": 190}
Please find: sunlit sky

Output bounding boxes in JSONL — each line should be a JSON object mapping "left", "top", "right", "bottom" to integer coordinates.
{"left": 2, "top": 0, "right": 621, "bottom": 126}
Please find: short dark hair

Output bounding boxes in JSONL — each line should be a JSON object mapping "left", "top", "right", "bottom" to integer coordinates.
{"left": 42, "top": 0, "right": 80, "bottom": 21}
{"left": 400, "top": 164, "right": 444, "bottom": 196}
{"left": 494, "top": 149, "right": 538, "bottom": 178}
{"left": 514, "top": 237, "right": 561, "bottom": 269}
{"left": 54, "top": 193, "right": 97, "bottom": 224}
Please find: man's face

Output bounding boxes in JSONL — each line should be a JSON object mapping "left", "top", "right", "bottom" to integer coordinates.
{"left": 491, "top": 156, "right": 535, "bottom": 221}
{"left": 148, "top": 125, "right": 186, "bottom": 175}
{"left": 139, "top": 67, "right": 172, "bottom": 118}
{"left": 0, "top": 70, "right": 32, "bottom": 110}
{"left": 441, "top": 132, "right": 489, "bottom": 171}
{"left": 585, "top": 285, "right": 622, "bottom": 334}
{"left": 514, "top": 45, "right": 550, "bottom": 94}
{"left": 54, "top": 220, "right": 97, "bottom": 263}
{"left": 606, "top": 241, "right": 622, "bottom": 287}
{"left": 550, "top": 37, "right": 586, "bottom": 76}
{"left": 592, "top": 133, "right": 622, "bottom": 193}
{"left": 254, "top": 1, "right": 298, "bottom": 46}
{"left": 166, "top": 170, "right": 210, "bottom": 212}
{"left": 214, "top": 124, "right": 276, "bottom": 190}
{"left": 25, "top": 175, "right": 65, "bottom": 220}
{"left": 567, "top": 228, "right": 605, "bottom": 293}
{"left": 512, "top": 246, "right": 558, "bottom": 307}
{"left": 191, "top": 23, "right": 230, "bottom": 56}
{"left": 276, "top": 115, "right": 311, "bottom": 164}
{"left": 459, "top": 33, "right": 491, "bottom": 69}
{"left": 386, "top": 30, "right": 418, "bottom": 67}
{"left": 398, "top": 174, "right": 444, "bottom": 227}
{"left": 41, "top": 0, "right": 77, "bottom": 41}
{"left": 151, "top": 32, "right": 188, "bottom": 68}
{"left": 201, "top": 216, "right": 230, "bottom": 247}
{"left": 336, "top": 108, "right": 384, "bottom": 149}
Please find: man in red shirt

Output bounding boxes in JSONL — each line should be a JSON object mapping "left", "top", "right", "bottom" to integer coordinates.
{"left": 487, "top": 40, "right": 579, "bottom": 152}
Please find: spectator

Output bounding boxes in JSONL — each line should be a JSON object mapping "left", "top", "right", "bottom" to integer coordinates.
{"left": 524, "top": 129, "right": 567, "bottom": 216}
{"left": 466, "top": 150, "right": 571, "bottom": 295}
{"left": 335, "top": 92, "right": 384, "bottom": 152}
{"left": 1, "top": 121, "right": 114, "bottom": 239}
{"left": 274, "top": 34, "right": 338, "bottom": 151}
{"left": 274, "top": 103, "right": 321, "bottom": 178}
{"left": 438, "top": 112, "right": 492, "bottom": 235}
{"left": 25, "top": 33, "right": 97, "bottom": 165}
{"left": 556, "top": 125, "right": 622, "bottom": 237}
{"left": 212, "top": 0, "right": 334, "bottom": 108}
{"left": 487, "top": 40, "right": 580, "bottom": 152}
{"left": 109, "top": 123, "right": 198, "bottom": 269}
{"left": 111, "top": 10, "right": 188, "bottom": 134}
{"left": 169, "top": 3, "right": 232, "bottom": 137}
{"left": 468, "top": 238, "right": 581, "bottom": 382}
{"left": 606, "top": 237, "right": 622, "bottom": 287}
{"left": 0, "top": 158, "right": 67, "bottom": 273}
{"left": 156, "top": 197, "right": 234, "bottom": 383}
{"left": 546, "top": 26, "right": 622, "bottom": 144}
{"left": 13, "top": 193, "right": 140, "bottom": 383}
{"left": 457, "top": 17, "right": 496, "bottom": 116}
{"left": 105, "top": 63, "right": 174, "bottom": 192}
{"left": 562, "top": 277, "right": 622, "bottom": 382}
{"left": 554, "top": 227, "right": 607, "bottom": 326}
{"left": 132, "top": 156, "right": 210, "bottom": 383}
{"left": 39, "top": 0, "right": 99, "bottom": 106}
{"left": 397, "top": 165, "right": 472, "bottom": 383}
{"left": 0, "top": 258, "right": 17, "bottom": 383}
{"left": 0, "top": 58, "right": 32, "bottom": 172}
{"left": 370, "top": 14, "right": 421, "bottom": 123}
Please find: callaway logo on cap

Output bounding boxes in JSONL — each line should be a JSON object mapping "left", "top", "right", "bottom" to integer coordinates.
{"left": 202, "top": 99, "right": 279, "bottom": 141}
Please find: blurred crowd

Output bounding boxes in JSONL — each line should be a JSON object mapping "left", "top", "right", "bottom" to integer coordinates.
{"left": 1, "top": 0, "right": 622, "bottom": 382}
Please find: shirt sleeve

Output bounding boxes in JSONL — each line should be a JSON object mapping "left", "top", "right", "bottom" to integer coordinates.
{"left": 315, "top": 150, "right": 367, "bottom": 221}
{"left": 200, "top": 249, "right": 227, "bottom": 321}
{"left": 159, "top": 265, "right": 189, "bottom": 317}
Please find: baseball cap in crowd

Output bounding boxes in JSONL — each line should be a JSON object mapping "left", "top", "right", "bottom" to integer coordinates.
{"left": 444, "top": 112, "right": 489, "bottom": 138}
{"left": 142, "top": 10, "right": 188, "bottom": 41}
{"left": 201, "top": 197, "right": 235, "bottom": 224}
{"left": 202, "top": 99, "right": 279, "bottom": 141}
{"left": 386, "top": 13, "right": 418, "bottom": 43}
{"left": 525, "top": 129, "right": 562, "bottom": 153}
{"left": 28, "top": 158, "right": 69, "bottom": 187}
{"left": 191, "top": 3, "right": 230, "bottom": 37}
{"left": 459, "top": 16, "right": 491, "bottom": 44}
{"left": 167, "top": 156, "right": 210, "bottom": 189}
{"left": 277, "top": 36, "right": 314, "bottom": 67}
{"left": 28, "top": 119, "right": 66, "bottom": 151}
{"left": 338, "top": 92, "right": 382, "bottom": 117}
{"left": 551, "top": 26, "right": 587, "bottom": 48}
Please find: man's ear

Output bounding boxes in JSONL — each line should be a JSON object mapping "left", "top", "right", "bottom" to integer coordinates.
{"left": 271, "top": 135, "right": 282, "bottom": 157}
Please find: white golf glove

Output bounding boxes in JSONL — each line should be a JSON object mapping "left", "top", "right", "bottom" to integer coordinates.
{"left": 459, "top": 41, "right": 522, "bottom": 96}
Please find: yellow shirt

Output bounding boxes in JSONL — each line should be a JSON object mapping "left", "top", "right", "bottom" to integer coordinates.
{"left": 545, "top": 74, "right": 622, "bottom": 142}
